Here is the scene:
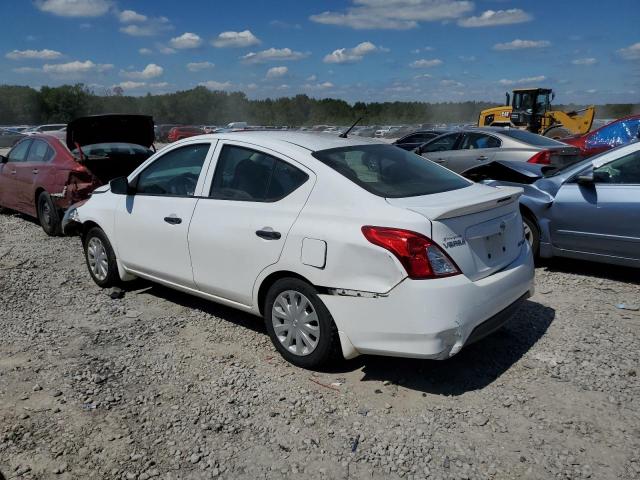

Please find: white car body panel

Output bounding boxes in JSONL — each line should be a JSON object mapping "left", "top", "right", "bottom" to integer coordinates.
{"left": 71, "top": 131, "right": 535, "bottom": 360}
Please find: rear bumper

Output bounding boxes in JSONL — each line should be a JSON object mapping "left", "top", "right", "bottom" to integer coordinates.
{"left": 320, "top": 242, "right": 535, "bottom": 360}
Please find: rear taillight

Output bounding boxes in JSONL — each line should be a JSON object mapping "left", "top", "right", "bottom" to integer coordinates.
{"left": 527, "top": 150, "right": 552, "bottom": 164}
{"left": 362, "top": 226, "right": 460, "bottom": 279}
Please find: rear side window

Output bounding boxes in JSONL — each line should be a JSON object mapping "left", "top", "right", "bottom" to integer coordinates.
{"left": 8, "top": 139, "right": 32, "bottom": 162}
{"left": 136, "top": 143, "right": 209, "bottom": 196}
{"left": 210, "top": 145, "right": 308, "bottom": 202}
{"left": 26, "top": 140, "right": 54, "bottom": 163}
{"left": 312, "top": 144, "right": 470, "bottom": 198}
{"left": 500, "top": 129, "right": 565, "bottom": 147}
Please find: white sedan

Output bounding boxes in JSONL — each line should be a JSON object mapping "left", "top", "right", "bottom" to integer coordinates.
{"left": 63, "top": 132, "right": 535, "bottom": 368}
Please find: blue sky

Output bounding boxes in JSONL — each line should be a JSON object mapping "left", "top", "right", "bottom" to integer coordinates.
{"left": 1, "top": 0, "right": 639, "bottom": 104}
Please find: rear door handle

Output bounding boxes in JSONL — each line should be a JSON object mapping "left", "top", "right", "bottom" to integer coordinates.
{"left": 477, "top": 155, "right": 488, "bottom": 161}
{"left": 256, "top": 229, "right": 281, "bottom": 240}
{"left": 164, "top": 216, "right": 182, "bottom": 225}
{"left": 32, "top": 169, "right": 39, "bottom": 174}
{"left": 434, "top": 158, "right": 446, "bottom": 163}
{"left": 10, "top": 170, "right": 16, "bottom": 175}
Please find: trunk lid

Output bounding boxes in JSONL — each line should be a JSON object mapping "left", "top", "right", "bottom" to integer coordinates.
{"left": 66, "top": 114, "right": 154, "bottom": 150}
{"left": 547, "top": 145, "right": 582, "bottom": 167}
{"left": 386, "top": 184, "right": 525, "bottom": 281}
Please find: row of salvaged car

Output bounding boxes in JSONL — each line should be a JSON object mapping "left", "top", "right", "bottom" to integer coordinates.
{"left": 0, "top": 114, "right": 638, "bottom": 369}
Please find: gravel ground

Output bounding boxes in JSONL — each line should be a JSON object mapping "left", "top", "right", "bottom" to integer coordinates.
{"left": 0, "top": 211, "right": 639, "bottom": 480}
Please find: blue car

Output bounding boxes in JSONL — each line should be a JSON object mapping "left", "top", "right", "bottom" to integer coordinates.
{"left": 465, "top": 141, "right": 640, "bottom": 268}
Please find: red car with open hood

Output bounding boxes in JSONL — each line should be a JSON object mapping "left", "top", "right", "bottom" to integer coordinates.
{"left": 0, "top": 114, "right": 155, "bottom": 235}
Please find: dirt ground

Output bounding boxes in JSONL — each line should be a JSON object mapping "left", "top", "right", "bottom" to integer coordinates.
{"left": 0, "top": 211, "right": 639, "bottom": 480}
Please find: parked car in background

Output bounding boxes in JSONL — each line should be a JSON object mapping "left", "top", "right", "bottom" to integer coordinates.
{"left": 392, "top": 129, "right": 451, "bottom": 151}
{"left": 64, "top": 131, "right": 534, "bottom": 368}
{"left": 0, "top": 128, "right": 25, "bottom": 148}
{"left": 23, "top": 124, "right": 66, "bottom": 135}
{"left": 561, "top": 114, "right": 640, "bottom": 158}
{"left": 416, "top": 127, "right": 582, "bottom": 174}
{"left": 167, "top": 126, "right": 205, "bottom": 142}
{"left": 0, "top": 114, "right": 154, "bottom": 235}
{"left": 156, "top": 124, "right": 181, "bottom": 142}
{"left": 465, "top": 142, "right": 640, "bottom": 268}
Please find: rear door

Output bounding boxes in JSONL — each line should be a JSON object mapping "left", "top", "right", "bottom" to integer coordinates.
{"left": 550, "top": 149, "right": 640, "bottom": 261}
{"left": 419, "top": 133, "right": 461, "bottom": 166}
{"left": 188, "top": 142, "right": 314, "bottom": 306}
{"left": 114, "top": 141, "right": 214, "bottom": 287}
{"left": 445, "top": 132, "right": 501, "bottom": 173}
{"left": 0, "top": 139, "right": 32, "bottom": 212}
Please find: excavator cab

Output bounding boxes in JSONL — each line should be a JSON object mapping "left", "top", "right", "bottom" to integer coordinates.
{"left": 509, "top": 88, "right": 553, "bottom": 133}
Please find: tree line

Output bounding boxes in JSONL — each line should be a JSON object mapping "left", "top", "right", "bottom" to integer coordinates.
{"left": 1, "top": 83, "right": 638, "bottom": 126}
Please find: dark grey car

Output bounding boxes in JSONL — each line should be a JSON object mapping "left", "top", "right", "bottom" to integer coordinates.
{"left": 416, "top": 127, "right": 582, "bottom": 174}
{"left": 0, "top": 128, "right": 25, "bottom": 148}
{"left": 466, "top": 142, "right": 640, "bottom": 268}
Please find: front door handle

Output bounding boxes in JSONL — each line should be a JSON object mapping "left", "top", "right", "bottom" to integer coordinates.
{"left": 256, "top": 229, "right": 281, "bottom": 240}
{"left": 32, "top": 169, "right": 39, "bottom": 174}
{"left": 434, "top": 158, "right": 445, "bottom": 163}
{"left": 477, "top": 155, "right": 488, "bottom": 161}
{"left": 164, "top": 216, "right": 182, "bottom": 225}
{"left": 10, "top": 170, "right": 16, "bottom": 175}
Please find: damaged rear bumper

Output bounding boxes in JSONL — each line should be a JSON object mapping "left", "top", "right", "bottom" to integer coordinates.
{"left": 61, "top": 201, "right": 86, "bottom": 236}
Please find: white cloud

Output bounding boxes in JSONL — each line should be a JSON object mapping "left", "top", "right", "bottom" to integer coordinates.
{"left": 617, "top": 42, "right": 640, "bottom": 60}
{"left": 169, "top": 32, "right": 202, "bottom": 49}
{"left": 323, "top": 41, "right": 381, "bottom": 64}
{"left": 498, "top": 75, "right": 547, "bottom": 86}
{"left": 269, "top": 20, "right": 302, "bottom": 30}
{"left": 157, "top": 44, "right": 176, "bottom": 55}
{"left": 310, "top": 0, "right": 473, "bottom": 30}
{"left": 409, "top": 58, "right": 443, "bottom": 68}
{"left": 35, "top": 0, "right": 112, "bottom": 17}
{"left": 306, "top": 74, "right": 317, "bottom": 81}
{"left": 115, "top": 81, "right": 146, "bottom": 90}
{"left": 241, "top": 48, "right": 309, "bottom": 64}
{"left": 277, "top": 84, "right": 290, "bottom": 90}
{"left": 138, "top": 48, "right": 153, "bottom": 55}
{"left": 199, "top": 80, "right": 233, "bottom": 90}
{"left": 458, "top": 9, "right": 532, "bottom": 27}
{"left": 6, "top": 49, "right": 63, "bottom": 60}
{"left": 12, "top": 67, "right": 42, "bottom": 74}
{"left": 440, "top": 79, "right": 464, "bottom": 87}
{"left": 586, "top": 88, "right": 597, "bottom": 94}
{"left": 121, "top": 63, "right": 164, "bottom": 80}
{"left": 572, "top": 57, "right": 597, "bottom": 66}
{"left": 118, "top": 9, "right": 146, "bottom": 23}
{"left": 120, "top": 16, "right": 172, "bottom": 37}
{"left": 413, "top": 73, "right": 432, "bottom": 79}
{"left": 212, "top": 30, "right": 261, "bottom": 48}
{"left": 187, "top": 61, "right": 215, "bottom": 72}
{"left": 458, "top": 55, "right": 476, "bottom": 62}
{"left": 266, "top": 66, "right": 289, "bottom": 79}
{"left": 42, "top": 60, "right": 113, "bottom": 76}
{"left": 150, "top": 82, "right": 169, "bottom": 89}
{"left": 303, "top": 81, "right": 335, "bottom": 90}
{"left": 493, "top": 39, "right": 551, "bottom": 51}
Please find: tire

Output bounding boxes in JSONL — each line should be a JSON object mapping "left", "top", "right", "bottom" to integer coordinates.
{"left": 544, "top": 126, "right": 571, "bottom": 139}
{"left": 83, "top": 227, "right": 121, "bottom": 288}
{"left": 37, "top": 192, "right": 62, "bottom": 236}
{"left": 522, "top": 214, "right": 540, "bottom": 258}
{"left": 264, "top": 278, "right": 340, "bottom": 369}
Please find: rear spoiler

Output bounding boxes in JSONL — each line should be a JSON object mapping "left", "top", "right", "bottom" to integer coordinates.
{"left": 428, "top": 187, "right": 522, "bottom": 220}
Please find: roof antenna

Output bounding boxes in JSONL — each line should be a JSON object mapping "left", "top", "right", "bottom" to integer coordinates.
{"left": 339, "top": 117, "right": 362, "bottom": 138}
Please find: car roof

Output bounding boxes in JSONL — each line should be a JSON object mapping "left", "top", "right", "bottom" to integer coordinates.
{"left": 202, "top": 131, "right": 384, "bottom": 152}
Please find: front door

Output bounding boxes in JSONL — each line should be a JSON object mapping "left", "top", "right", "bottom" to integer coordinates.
{"left": 419, "top": 133, "right": 461, "bottom": 168}
{"left": 445, "top": 132, "right": 501, "bottom": 174}
{"left": 188, "top": 142, "right": 314, "bottom": 306}
{"left": 113, "top": 142, "right": 214, "bottom": 287}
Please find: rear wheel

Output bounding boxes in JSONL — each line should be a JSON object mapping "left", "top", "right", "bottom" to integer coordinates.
{"left": 264, "top": 278, "right": 340, "bottom": 369}
{"left": 544, "top": 126, "right": 571, "bottom": 139}
{"left": 522, "top": 214, "right": 540, "bottom": 257}
{"left": 83, "top": 227, "right": 121, "bottom": 288}
{"left": 37, "top": 192, "right": 62, "bottom": 236}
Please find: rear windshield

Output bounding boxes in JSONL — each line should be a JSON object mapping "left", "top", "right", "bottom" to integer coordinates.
{"left": 71, "top": 142, "right": 152, "bottom": 157}
{"left": 312, "top": 144, "right": 470, "bottom": 198}
{"left": 499, "top": 129, "right": 566, "bottom": 147}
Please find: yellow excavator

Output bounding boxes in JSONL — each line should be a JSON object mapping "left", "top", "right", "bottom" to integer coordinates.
{"left": 478, "top": 88, "right": 595, "bottom": 138}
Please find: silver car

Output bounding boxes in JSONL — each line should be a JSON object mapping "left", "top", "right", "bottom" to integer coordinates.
{"left": 468, "top": 141, "right": 640, "bottom": 268}
{"left": 416, "top": 127, "right": 582, "bottom": 174}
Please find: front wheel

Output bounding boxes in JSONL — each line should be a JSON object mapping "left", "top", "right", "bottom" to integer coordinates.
{"left": 37, "top": 192, "right": 62, "bottom": 236}
{"left": 264, "top": 278, "right": 340, "bottom": 369}
{"left": 83, "top": 227, "right": 121, "bottom": 288}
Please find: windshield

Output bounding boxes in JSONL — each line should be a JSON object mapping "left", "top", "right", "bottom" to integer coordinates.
{"left": 312, "top": 144, "right": 471, "bottom": 198}
{"left": 499, "top": 129, "right": 566, "bottom": 147}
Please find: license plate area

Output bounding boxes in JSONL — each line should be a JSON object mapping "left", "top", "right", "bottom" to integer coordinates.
{"left": 484, "top": 231, "right": 508, "bottom": 264}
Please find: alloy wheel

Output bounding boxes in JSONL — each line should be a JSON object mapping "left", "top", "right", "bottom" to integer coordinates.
{"left": 271, "top": 290, "right": 320, "bottom": 356}
{"left": 87, "top": 237, "right": 109, "bottom": 281}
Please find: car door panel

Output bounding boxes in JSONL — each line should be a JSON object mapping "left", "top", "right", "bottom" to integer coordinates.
{"left": 419, "top": 133, "right": 461, "bottom": 168}
{"left": 0, "top": 139, "right": 32, "bottom": 212}
{"left": 446, "top": 133, "right": 500, "bottom": 173}
{"left": 189, "top": 141, "right": 315, "bottom": 306}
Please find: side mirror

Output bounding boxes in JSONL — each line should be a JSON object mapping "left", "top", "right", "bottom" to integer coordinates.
{"left": 110, "top": 176, "right": 131, "bottom": 195}
{"left": 576, "top": 172, "right": 594, "bottom": 185}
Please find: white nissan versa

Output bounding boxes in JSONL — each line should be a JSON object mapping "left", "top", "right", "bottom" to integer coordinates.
{"left": 63, "top": 131, "right": 535, "bottom": 368}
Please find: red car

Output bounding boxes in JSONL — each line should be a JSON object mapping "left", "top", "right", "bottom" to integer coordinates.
{"left": 167, "top": 126, "right": 205, "bottom": 142}
{"left": 562, "top": 114, "right": 640, "bottom": 157}
{"left": 0, "top": 114, "right": 154, "bottom": 235}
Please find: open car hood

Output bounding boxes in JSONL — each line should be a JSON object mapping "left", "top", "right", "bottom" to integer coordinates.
{"left": 66, "top": 114, "right": 154, "bottom": 150}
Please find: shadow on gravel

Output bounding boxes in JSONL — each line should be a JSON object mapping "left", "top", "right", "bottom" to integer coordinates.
{"left": 336, "top": 300, "right": 555, "bottom": 396}
{"left": 537, "top": 257, "right": 639, "bottom": 285}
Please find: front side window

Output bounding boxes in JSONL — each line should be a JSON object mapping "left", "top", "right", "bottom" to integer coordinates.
{"left": 7, "top": 139, "right": 32, "bottom": 162}
{"left": 593, "top": 150, "right": 640, "bottom": 184}
{"left": 312, "top": 144, "right": 470, "bottom": 198}
{"left": 26, "top": 140, "right": 53, "bottom": 163}
{"left": 421, "top": 133, "right": 459, "bottom": 153}
{"left": 459, "top": 133, "right": 501, "bottom": 150}
{"left": 210, "top": 145, "right": 308, "bottom": 202}
{"left": 136, "top": 143, "right": 209, "bottom": 196}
